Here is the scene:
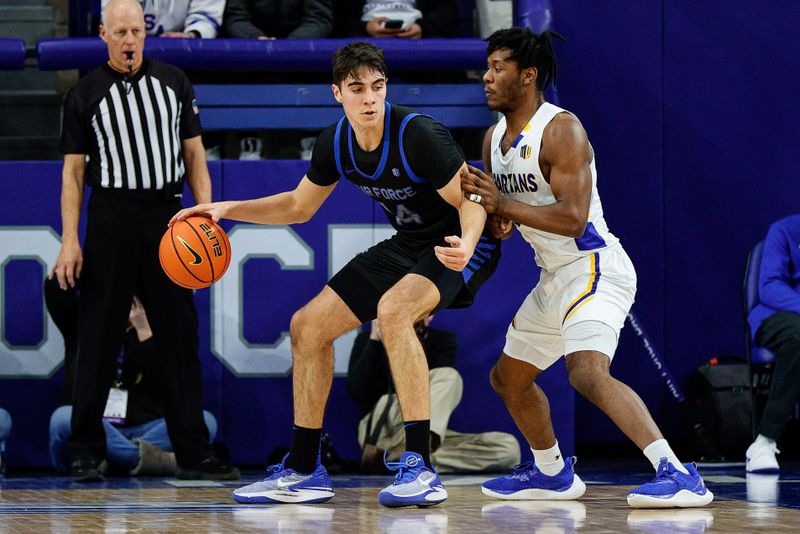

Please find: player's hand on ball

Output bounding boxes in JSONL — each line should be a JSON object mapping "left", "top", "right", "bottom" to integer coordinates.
{"left": 169, "top": 201, "right": 234, "bottom": 226}
{"left": 462, "top": 165, "right": 503, "bottom": 215}
{"left": 434, "top": 235, "right": 474, "bottom": 272}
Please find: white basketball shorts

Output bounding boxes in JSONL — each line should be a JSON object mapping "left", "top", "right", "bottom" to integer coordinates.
{"left": 503, "top": 244, "right": 637, "bottom": 370}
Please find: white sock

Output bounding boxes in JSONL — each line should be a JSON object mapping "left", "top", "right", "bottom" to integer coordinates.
{"left": 532, "top": 442, "right": 565, "bottom": 476}
{"left": 643, "top": 439, "right": 688, "bottom": 474}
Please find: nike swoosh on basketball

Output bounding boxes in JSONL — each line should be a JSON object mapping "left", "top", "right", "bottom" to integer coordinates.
{"left": 176, "top": 236, "right": 203, "bottom": 265}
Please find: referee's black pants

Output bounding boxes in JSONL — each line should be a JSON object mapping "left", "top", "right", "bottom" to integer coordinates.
{"left": 756, "top": 311, "right": 800, "bottom": 441}
{"left": 67, "top": 188, "right": 214, "bottom": 467}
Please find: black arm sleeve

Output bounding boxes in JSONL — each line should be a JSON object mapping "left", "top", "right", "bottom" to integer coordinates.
{"left": 346, "top": 332, "right": 391, "bottom": 412}
{"left": 306, "top": 124, "right": 342, "bottom": 186}
{"left": 60, "top": 86, "right": 89, "bottom": 155}
{"left": 417, "top": 0, "right": 459, "bottom": 37}
{"left": 403, "top": 115, "right": 464, "bottom": 189}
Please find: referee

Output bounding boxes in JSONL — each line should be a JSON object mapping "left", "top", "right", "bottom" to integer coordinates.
{"left": 50, "top": 0, "right": 237, "bottom": 482}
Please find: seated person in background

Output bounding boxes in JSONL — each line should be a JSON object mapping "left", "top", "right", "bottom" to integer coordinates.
{"left": 223, "top": 0, "right": 333, "bottom": 38}
{"left": 101, "top": 0, "right": 225, "bottom": 38}
{"left": 746, "top": 213, "right": 800, "bottom": 473}
{"left": 0, "top": 407, "right": 10, "bottom": 477}
{"left": 45, "top": 278, "right": 218, "bottom": 476}
{"left": 333, "top": 0, "right": 458, "bottom": 39}
{"left": 348, "top": 316, "right": 520, "bottom": 474}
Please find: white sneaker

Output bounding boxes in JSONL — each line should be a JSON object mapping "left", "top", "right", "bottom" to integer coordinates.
{"left": 746, "top": 438, "right": 780, "bottom": 473}
{"left": 377, "top": 452, "right": 447, "bottom": 508}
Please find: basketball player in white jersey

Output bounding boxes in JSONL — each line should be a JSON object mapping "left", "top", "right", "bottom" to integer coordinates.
{"left": 461, "top": 27, "right": 713, "bottom": 508}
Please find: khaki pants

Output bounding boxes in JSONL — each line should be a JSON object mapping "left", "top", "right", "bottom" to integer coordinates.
{"left": 358, "top": 367, "right": 520, "bottom": 473}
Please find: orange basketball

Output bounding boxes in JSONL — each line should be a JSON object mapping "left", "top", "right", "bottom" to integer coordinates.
{"left": 159, "top": 216, "right": 231, "bottom": 289}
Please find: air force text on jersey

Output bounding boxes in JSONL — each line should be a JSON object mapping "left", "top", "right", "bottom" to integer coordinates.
{"left": 494, "top": 172, "right": 538, "bottom": 194}
{"left": 359, "top": 184, "right": 418, "bottom": 201}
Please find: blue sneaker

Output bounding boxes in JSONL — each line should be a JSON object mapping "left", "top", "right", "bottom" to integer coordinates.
{"left": 482, "top": 457, "right": 586, "bottom": 500}
{"left": 378, "top": 452, "right": 448, "bottom": 508}
{"left": 627, "top": 458, "right": 714, "bottom": 508}
{"left": 232, "top": 454, "right": 334, "bottom": 504}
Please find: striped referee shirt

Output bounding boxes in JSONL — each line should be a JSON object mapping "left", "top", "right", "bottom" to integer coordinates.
{"left": 60, "top": 58, "right": 202, "bottom": 191}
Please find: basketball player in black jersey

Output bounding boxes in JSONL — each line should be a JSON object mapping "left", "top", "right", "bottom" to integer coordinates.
{"left": 171, "top": 42, "right": 500, "bottom": 507}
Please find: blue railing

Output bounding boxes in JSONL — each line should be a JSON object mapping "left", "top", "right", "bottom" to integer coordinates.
{"left": 37, "top": 37, "right": 487, "bottom": 72}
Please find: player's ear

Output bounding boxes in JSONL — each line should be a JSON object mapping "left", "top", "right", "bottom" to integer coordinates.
{"left": 99, "top": 24, "right": 108, "bottom": 43}
{"left": 331, "top": 83, "right": 343, "bottom": 103}
{"left": 524, "top": 66, "right": 537, "bottom": 87}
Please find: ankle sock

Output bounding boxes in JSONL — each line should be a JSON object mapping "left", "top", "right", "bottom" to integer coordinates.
{"left": 286, "top": 425, "right": 321, "bottom": 474}
{"left": 532, "top": 441, "right": 565, "bottom": 476}
{"left": 404, "top": 419, "right": 432, "bottom": 468}
{"left": 643, "top": 438, "right": 689, "bottom": 474}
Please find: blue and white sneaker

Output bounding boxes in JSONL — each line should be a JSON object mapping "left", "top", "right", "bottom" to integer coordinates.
{"left": 627, "top": 458, "right": 714, "bottom": 508}
{"left": 232, "top": 454, "right": 334, "bottom": 504}
{"left": 481, "top": 457, "right": 586, "bottom": 500}
{"left": 378, "top": 452, "right": 448, "bottom": 508}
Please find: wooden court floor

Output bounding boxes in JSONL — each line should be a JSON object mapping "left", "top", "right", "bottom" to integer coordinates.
{"left": 1, "top": 463, "right": 800, "bottom": 533}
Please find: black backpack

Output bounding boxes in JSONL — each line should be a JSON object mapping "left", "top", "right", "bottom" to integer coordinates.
{"left": 689, "top": 356, "right": 753, "bottom": 460}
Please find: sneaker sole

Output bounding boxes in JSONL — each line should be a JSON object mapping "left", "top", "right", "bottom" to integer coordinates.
{"left": 747, "top": 467, "right": 780, "bottom": 474}
{"left": 378, "top": 486, "right": 448, "bottom": 508}
{"left": 481, "top": 474, "right": 587, "bottom": 501}
{"left": 627, "top": 488, "right": 714, "bottom": 508}
{"left": 232, "top": 489, "right": 334, "bottom": 504}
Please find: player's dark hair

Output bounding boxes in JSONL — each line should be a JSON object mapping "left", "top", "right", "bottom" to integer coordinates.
{"left": 332, "top": 42, "right": 388, "bottom": 87}
{"left": 486, "top": 27, "right": 565, "bottom": 91}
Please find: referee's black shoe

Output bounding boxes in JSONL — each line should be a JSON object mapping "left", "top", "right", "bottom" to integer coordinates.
{"left": 70, "top": 458, "right": 106, "bottom": 483}
{"left": 176, "top": 456, "right": 240, "bottom": 480}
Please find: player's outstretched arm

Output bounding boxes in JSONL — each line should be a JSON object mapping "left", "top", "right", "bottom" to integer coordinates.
{"left": 169, "top": 176, "right": 336, "bottom": 226}
{"left": 434, "top": 162, "right": 486, "bottom": 271}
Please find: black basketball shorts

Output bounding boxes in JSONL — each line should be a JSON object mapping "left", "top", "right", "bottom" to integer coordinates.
{"left": 327, "top": 232, "right": 500, "bottom": 323}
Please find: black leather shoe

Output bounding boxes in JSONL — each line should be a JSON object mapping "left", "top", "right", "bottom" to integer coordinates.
{"left": 70, "top": 458, "right": 105, "bottom": 483}
{"left": 176, "top": 456, "right": 240, "bottom": 480}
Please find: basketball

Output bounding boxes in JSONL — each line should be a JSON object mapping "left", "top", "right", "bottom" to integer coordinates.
{"left": 159, "top": 216, "right": 231, "bottom": 289}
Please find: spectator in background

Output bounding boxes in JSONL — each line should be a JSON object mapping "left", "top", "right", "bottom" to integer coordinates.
{"left": 44, "top": 278, "right": 219, "bottom": 477}
{"left": 0, "top": 408, "right": 10, "bottom": 478}
{"left": 102, "top": 0, "right": 225, "bottom": 38}
{"left": 348, "top": 317, "right": 520, "bottom": 474}
{"left": 219, "top": 0, "right": 333, "bottom": 160}
{"left": 745, "top": 214, "right": 800, "bottom": 473}
{"left": 333, "top": 0, "right": 458, "bottom": 39}
{"left": 223, "top": 0, "right": 333, "bottom": 39}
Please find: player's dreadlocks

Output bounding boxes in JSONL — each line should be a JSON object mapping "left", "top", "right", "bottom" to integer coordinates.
{"left": 486, "top": 27, "right": 565, "bottom": 92}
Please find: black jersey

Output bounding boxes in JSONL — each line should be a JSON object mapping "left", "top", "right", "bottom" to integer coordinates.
{"left": 60, "top": 58, "right": 202, "bottom": 192}
{"left": 307, "top": 103, "right": 464, "bottom": 241}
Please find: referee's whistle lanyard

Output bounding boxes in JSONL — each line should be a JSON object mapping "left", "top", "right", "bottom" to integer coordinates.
{"left": 122, "top": 51, "right": 134, "bottom": 95}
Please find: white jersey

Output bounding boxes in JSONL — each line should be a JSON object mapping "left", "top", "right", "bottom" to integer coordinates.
{"left": 491, "top": 102, "right": 618, "bottom": 272}
{"left": 102, "top": 0, "right": 224, "bottom": 38}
